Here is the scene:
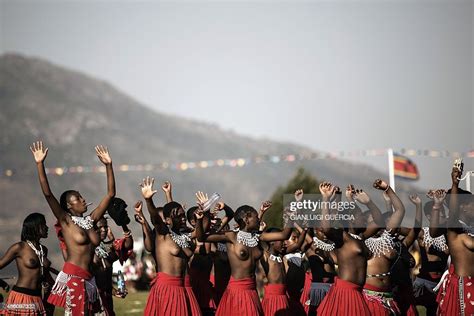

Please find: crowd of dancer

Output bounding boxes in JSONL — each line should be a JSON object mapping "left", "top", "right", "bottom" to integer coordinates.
{"left": 0, "top": 141, "right": 472, "bottom": 315}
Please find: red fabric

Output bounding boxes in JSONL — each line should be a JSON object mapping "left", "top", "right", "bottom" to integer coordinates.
{"left": 317, "top": 277, "right": 371, "bottom": 316}
{"left": 363, "top": 283, "right": 400, "bottom": 316}
{"left": 189, "top": 266, "right": 216, "bottom": 311}
{"left": 113, "top": 238, "right": 133, "bottom": 265}
{"left": 215, "top": 277, "right": 263, "bottom": 316}
{"left": 299, "top": 271, "right": 312, "bottom": 314}
{"left": 1, "top": 290, "right": 46, "bottom": 315}
{"left": 261, "top": 284, "right": 291, "bottom": 316}
{"left": 144, "top": 272, "right": 202, "bottom": 316}
{"left": 184, "top": 275, "right": 203, "bottom": 316}
{"left": 54, "top": 221, "right": 66, "bottom": 250}
{"left": 436, "top": 264, "right": 474, "bottom": 316}
{"left": 47, "top": 262, "right": 102, "bottom": 315}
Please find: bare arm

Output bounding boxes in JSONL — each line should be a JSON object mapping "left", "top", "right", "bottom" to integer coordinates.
{"left": 430, "top": 190, "right": 447, "bottom": 237}
{"left": 374, "top": 179, "right": 405, "bottom": 231}
{"left": 140, "top": 177, "right": 168, "bottom": 234}
{"left": 448, "top": 166, "right": 462, "bottom": 227}
{"left": 161, "top": 181, "right": 173, "bottom": 203}
{"left": 353, "top": 189, "right": 385, "bottom": 227}
{"left": 195, "top": 215, "right": 231, "bottom": 243}
{"left": 258, "top": 201, "right": 272, "bottom": 221}
{"left": 286, "top": 224, "right": 307, "bottom": 253}
{"left": 404, "top": 194, "right": 422, "bottom": 247}
{"left": 31, "top": 141, "right": 66, "bottom": 221}
{"left": 90, "top": 146, "right": 116, "bottom": 222}
{"left": 0, "top": 243, "right": 20, "bottom": 270}
{"left": 260, "top": 227, "right": 292, "bottom": 242}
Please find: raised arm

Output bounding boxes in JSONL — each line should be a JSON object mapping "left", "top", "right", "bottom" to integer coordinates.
{"left": 161, "top": 181, "right": 173, "bottom": 203}
{"left": 134, "top": 201, "right": 154, "bottom": 252}
{"left": 195, "top": 211, "right": 231, "bottom": 243}
{"left": 319, "top": 182, "right": 344, "bottom": 246}
{"left": 430, "top": 189, "right": 447, "bottom": 237}
{"left": 214, "top": 202, "right": 234, "bottom": 233}
{"left": 258, "top": 201, "right": 272, "bottom": 221}
{"left": 90, "top": 145, "right": 116, "bottom": 222}
{"left": 448, "top": 166, "right": 462, "bottom": 227}
{"left": 286, "top": 224, "right": 308, "bottom": 253}
{"left": 404, "top": 194, "right": 422, "bottom": 247}
{"left": 31, "top": 141, "right": 66, "bottom": 221}
{"left": 353, "top": 189, "right": 385, "bottom": 227}
{"left": 140, "top": 177, "right": 167, "bottom": 233}
{"left": 0, "top": 243, "right": 20, "bottom": 270}
{"left": 374, "top": 179, "right": 405, "bottom": 231}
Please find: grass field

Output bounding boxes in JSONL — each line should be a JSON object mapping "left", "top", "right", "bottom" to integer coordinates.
{"left": 52, "top": 291, "right": 148, "bottom": 315}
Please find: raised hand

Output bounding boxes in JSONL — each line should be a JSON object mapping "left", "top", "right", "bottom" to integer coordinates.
{"left": 451, "top": 166, "right": 463, "bottom": 186}
{"left": 213, "top": 202, "right": 225, "bottom": 214}
{"left": 426, "top": 190, "right": 435, "bottom": 200}
{"left": 353, "top": 189, "right": 371, "bottom": 205}
{"left": 140, "top": 176, "right": 157, "bottom": 199}
{"left": 319, "top": 182, "right": 335, "bottom": 201}
{"left": 259, "top": 221, "right": 267, "bottom": 231}
{"left": 196, "top": 191, "right": 209, "bottom": 205}
{"left": 95, "top": 145, "right": 112, "bottom": 165}
{"left": 134, "top": 201, "right": 145, "bottom": 224}
{"left": 107, "top": 227, "right": 115, "bottom": 241}
{"left": 373, "top": 179, "right": 389, "bottom": 191}
{"left": 195, "top": 209, "right": 204, "bottom": 220}
{"left": 345, "top": 185, "right": 355, "bottom": 202}
{"left": 162, "top": 181, "right": 172, "bottom": 193}
{"left": 294, "top": 189, "right": 304, "bottom": 202}
{"left": 409, "top": 194, "right": 421, "bottom": 205}
{"left": 260, "top": 201, "right": 272, "bottom": 214}
{"left": 433, "top": 189, "right": 447, "bottom": 207}
{"left": 30, "top": 141, "right": 49, "bottom": 163}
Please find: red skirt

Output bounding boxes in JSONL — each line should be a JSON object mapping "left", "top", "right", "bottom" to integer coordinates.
{"left": 363, "top": 283, "right": 400, "bottom": 316}
{"left": 144, "top": 272, "right": 202, "bottom": 316}
{"left": 189, "top": 267, "right": 216, "bottom": 312}
{"left": 1, "top": 287, "right": 46, "bottom": 315}
{"left": 215, "top": 277, "right": 263, "bottom": 316}
{"left": 299, "top": 271, "right": 312, "bottom": 313}
{"left": 317, "top": 277, "right": 371, "bottom": 316}
{"left": 184, "top": 275, "right": 204, "bottom": 316}
{"left": 47, "top": 262, "right": 102, "bottom": 315}
{"left": 436, "top": 264, "right": 474, "bottom": 316}
{"left": 261, "top": 284, "right": 291, "bottom": 316}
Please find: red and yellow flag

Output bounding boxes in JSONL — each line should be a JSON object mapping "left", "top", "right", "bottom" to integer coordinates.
{"left": 393, "top": 153, "right": 419, "bottom": 180}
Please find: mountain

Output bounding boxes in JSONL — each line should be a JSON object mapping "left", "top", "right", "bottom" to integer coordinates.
{"left": 0, "top": 53, "right": 419, "bottom": 273}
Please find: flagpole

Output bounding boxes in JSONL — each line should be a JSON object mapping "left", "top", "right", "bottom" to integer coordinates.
{"left": 388, "top": 148, "right": 395, "bottom": 191}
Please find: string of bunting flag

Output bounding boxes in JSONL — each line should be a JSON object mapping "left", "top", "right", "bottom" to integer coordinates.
{"left": 1, "top": 148, "right": 473, "bottom": 177}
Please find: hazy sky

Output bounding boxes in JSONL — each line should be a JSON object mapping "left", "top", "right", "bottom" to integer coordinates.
{"left": 1, "top": 0, "right": 472, "bottom": 188}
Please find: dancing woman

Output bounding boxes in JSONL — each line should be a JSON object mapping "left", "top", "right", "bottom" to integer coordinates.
{"left": 31, "top": 141, "right": 115, "bottom": 315}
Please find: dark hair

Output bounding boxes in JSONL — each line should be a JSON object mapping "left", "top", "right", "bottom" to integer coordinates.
{"left": 186, "top": 206, "right": 199, "bottom": 223}
{"left": 234, "top": 205, "right": 257, "bottom": 229}
{"left": 60, "top": 190, "right": 78, "bottom": 212}
{"left": 163, "top": 201, "right": 183, "bottom": 219}
{"left": 423, "top": 201, "right": 435, "bottom": 216}
{"left": 265, "top": 227, "right": 282, "bottom": 233}
{"left": 446, "top": 188, "right": 472, "bottom": 207}
{"left": 21, "top": 213, "right": 46, "bottom": 241}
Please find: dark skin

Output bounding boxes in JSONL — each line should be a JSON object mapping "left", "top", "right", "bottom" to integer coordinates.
{"left": 140, "top": 177, "right": 194, "bottom": 277}
{"left": 134, "top": 201, "right": 154, "bottom": 253}
{"left": 302, "top": 229, "right": 337, "bottom": 283}
{"left": 0, "top": 220, "right": 52, "bottom": 291}
{"left": 196, "top": 205, "right": 292, "bottom": 280}
{"left": 320, "top": 182, "right": 370, "bottom": 287}
{"left": 91, "top": 217, "right": 133, "bottom": 297}
{"left": 364, "top": 179, "right": 406, "bottom": 289}
{"left": 261, "top": 227, "right": 307, "bottom": 284}
{"left": 446, "top": 166, "right": 474, "bottom": 277}
{"left": 31, "top": 141, "right": 115, "bottom": 272}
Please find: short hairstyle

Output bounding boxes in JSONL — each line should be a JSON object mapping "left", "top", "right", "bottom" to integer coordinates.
{"left": 60, "top": 190, "right": 78, "bottom": 211}
{"left": 234, "top": 205, "right": 257, "bottom": 228}
{"left": 21, "top": 213, "right": 46, "bottom": 242}
{"left": 163, "top": 201, "right": 183, "bottom": 219}
{"left": 186, "top": 206, "right": 199, "bottom": 223}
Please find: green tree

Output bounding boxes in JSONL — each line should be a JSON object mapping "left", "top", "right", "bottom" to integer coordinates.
{"left": 264, "top": 167, "right": 320, "bottom": 228}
